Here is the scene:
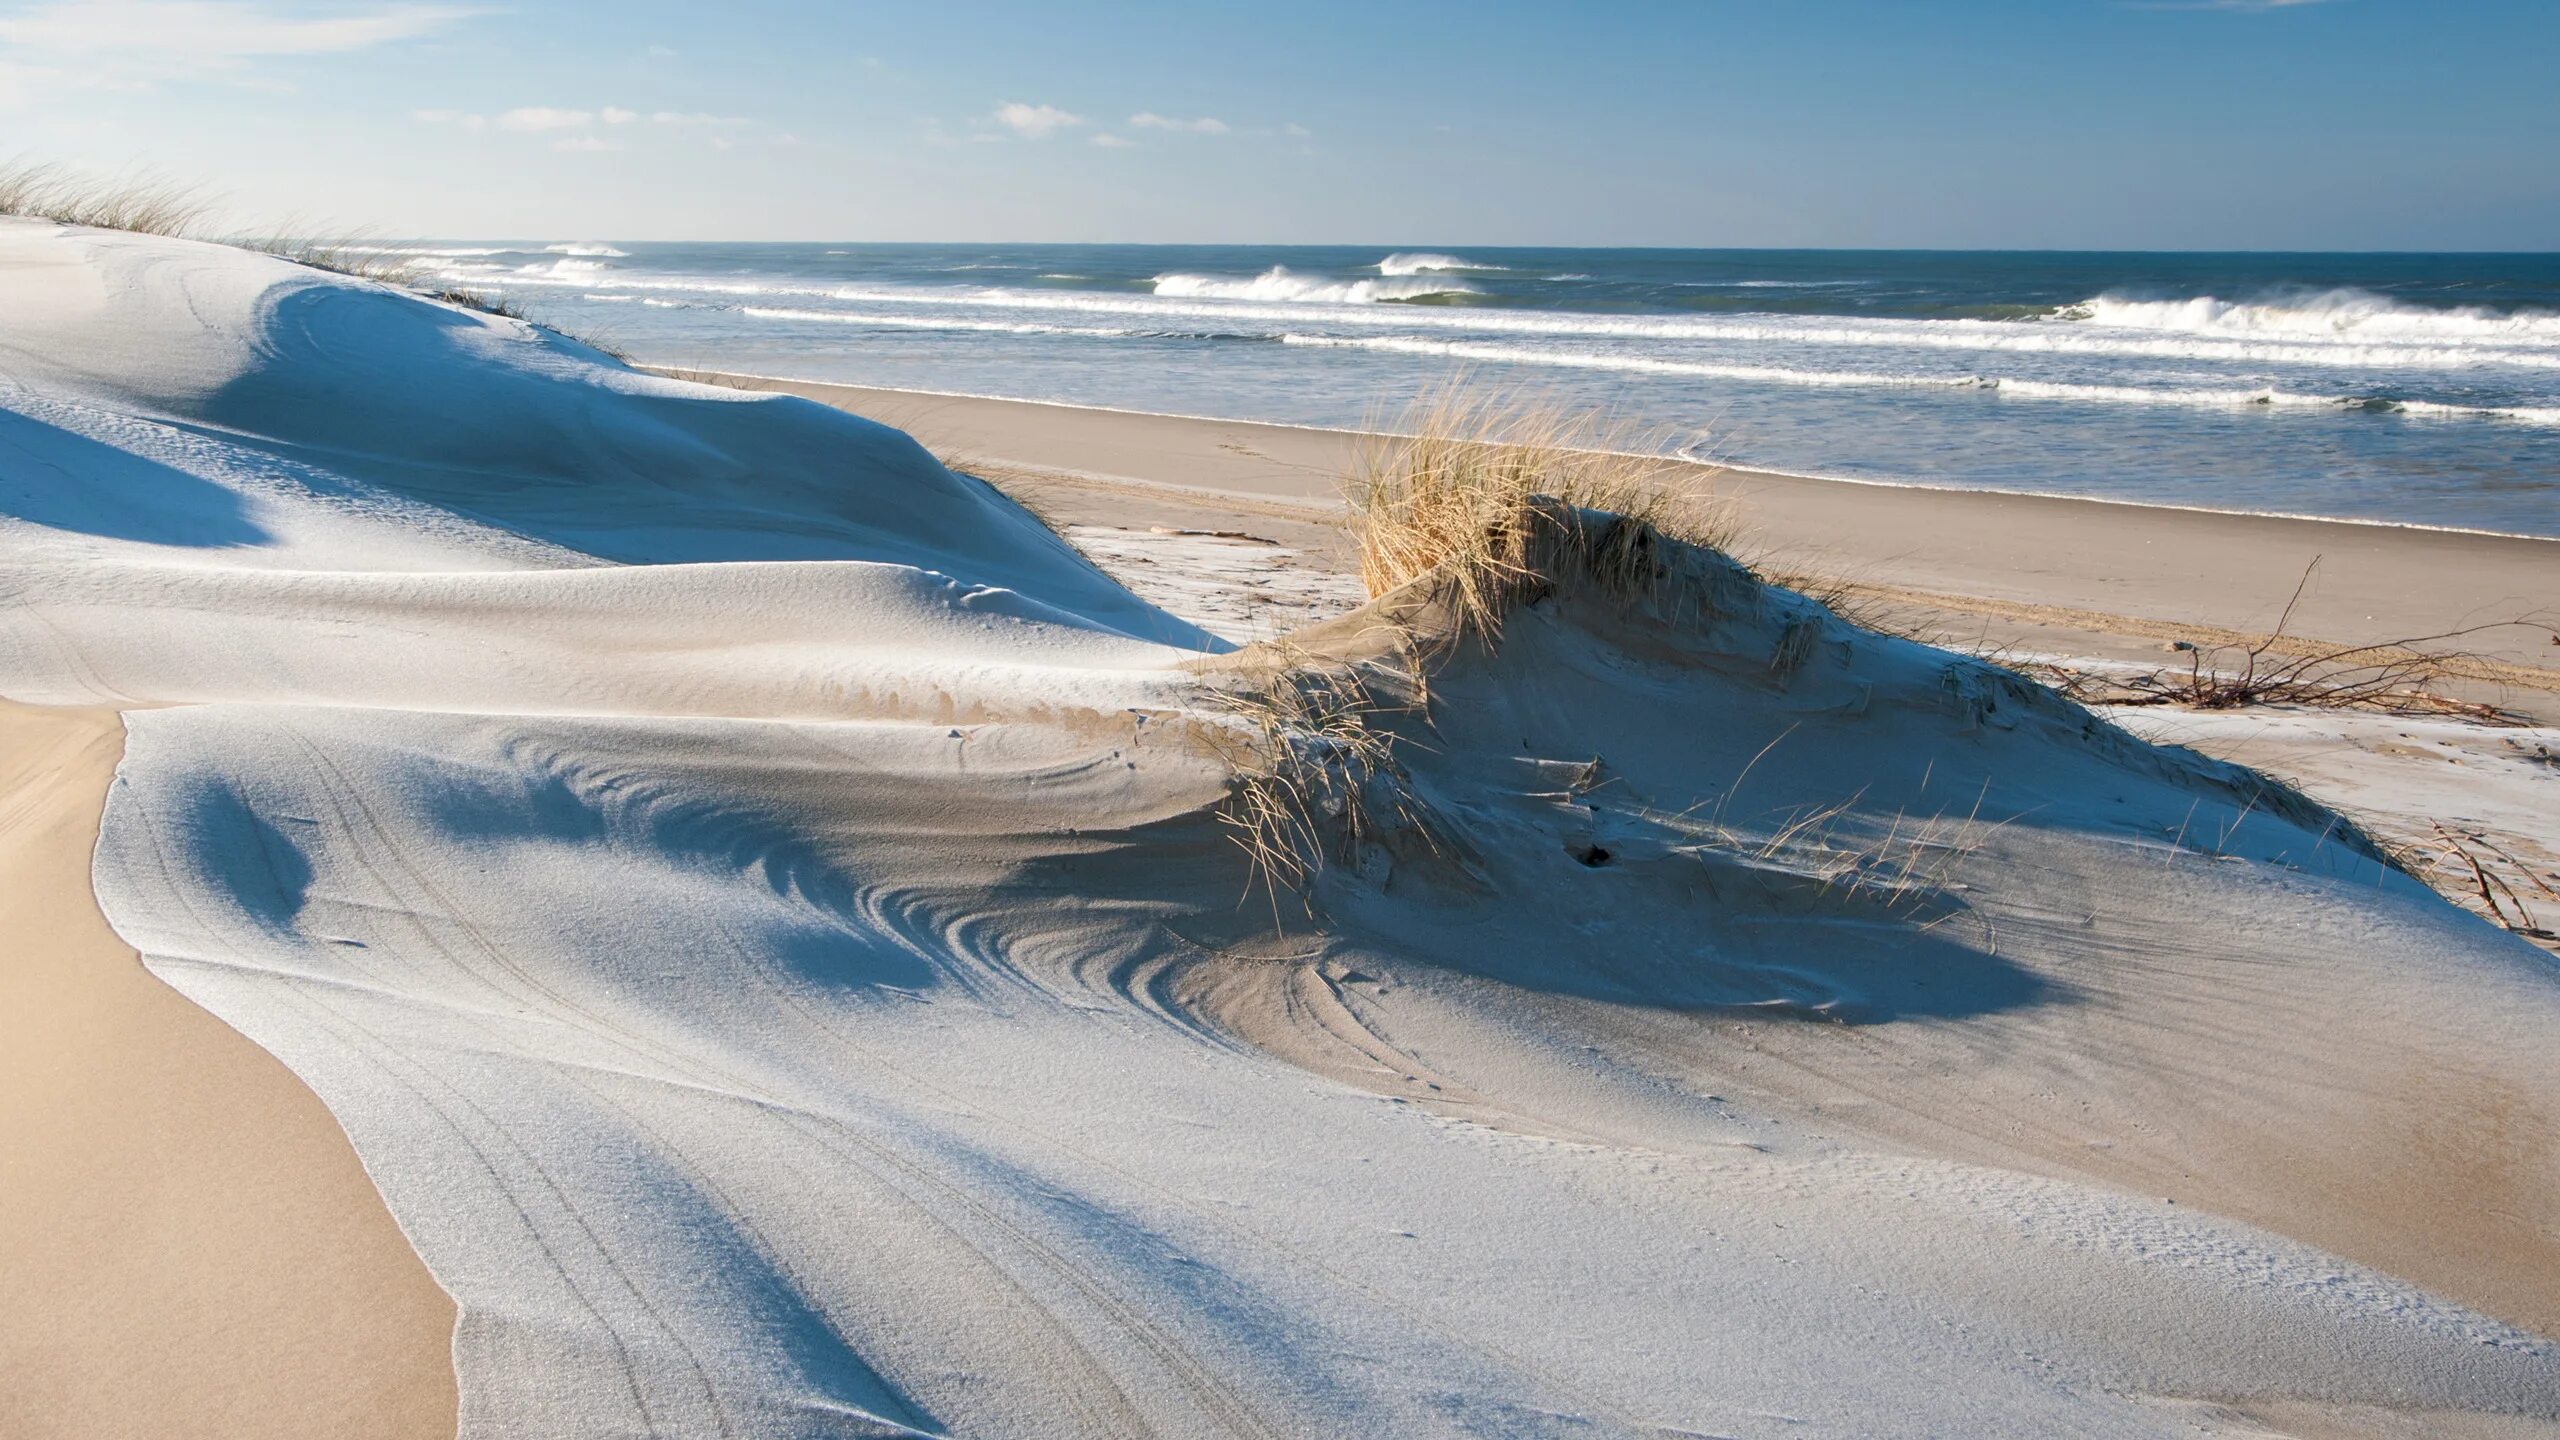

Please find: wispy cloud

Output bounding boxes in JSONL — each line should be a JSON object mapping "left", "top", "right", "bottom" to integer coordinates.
{"left": 1090, "top": 132, "right": 1132, "bottom": 149}
{"left": 0, "top": 0, "right": 472, "bottom": 59}
{"left": 0, "top": 0, "right": 468, "bottom": 106}
{"left": 552, "top": 134, "right": 618, "bottom": 153}
{"left": 991, "top": 100, "right": 1081, "bottom": 139}
{"left": 417, "top": 106, "right": 750, "bottom": 131}
{"left": 1129, "top": 111, "right": 1228, "bottom": 135}
{"left": 496, "top": 105, "right": 590, "bottom": 132}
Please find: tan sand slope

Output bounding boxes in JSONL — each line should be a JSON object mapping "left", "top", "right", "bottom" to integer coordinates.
{"left": 719, "top": 376, "right": 2560, "bottom": 694}
{"left": 0, "top": 703, "right": 456, "bottom": 1439}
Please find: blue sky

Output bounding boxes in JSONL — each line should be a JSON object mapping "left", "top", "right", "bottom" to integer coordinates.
{"left": 2, "top": 0, "right": 2553, "bottom": 248}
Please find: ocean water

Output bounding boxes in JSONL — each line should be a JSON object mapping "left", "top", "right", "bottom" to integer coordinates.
{"left": 395, "top": 243, "right": 2560, "bottom": 536}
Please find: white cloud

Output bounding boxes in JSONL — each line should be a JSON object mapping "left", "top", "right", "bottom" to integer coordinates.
{"left": 1090, "top": 132, "right": 1132, "bottom": 148}
{"left": 1282, "top": 121, "right": 1312, "bottom": 138}
{"left": 416, "top": 103, "right": 759, "bottom": 146}
{"left": 495, "top": 105, "right": 590, "bottom": 132}
{"left": 411, "top": 105, "right": 483, "bottom": 131}
{"left": 1129, "top": 111, "right": 1228, "bottom": 135}
{"left": 992, "top": 100, "right": 1081, "bottom": 139}
{"left": 0, "top": 0, "right": 468, "bottom": 105}
{"left": 0, "top": 0, "right": 470, "bottom": 57}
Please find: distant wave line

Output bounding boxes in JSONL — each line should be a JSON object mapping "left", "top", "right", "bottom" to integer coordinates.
{"left": 1278, "top": 334, "right": 2560, "bottom": 424}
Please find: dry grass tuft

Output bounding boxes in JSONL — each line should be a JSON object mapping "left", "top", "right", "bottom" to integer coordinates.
{"left": 1208, "top": 385, "right": 1747, "bottom": 905}
{"left": 427, "top": 286, "right": 529, "bottom": 320}
{"left": 5, "top": 158, "right": 635, "bottom": 359}
{"left": 0, "top": 159, "right": 212, "bottom": 236}
{"left": 236, "top": 232, "right": 425, "bottom": 286}
{"left": 1194, "top": 651, "right": 1461, "bottom": 920}
{"left": 1345, "top": 383, "right": 1734, "bottom": 649}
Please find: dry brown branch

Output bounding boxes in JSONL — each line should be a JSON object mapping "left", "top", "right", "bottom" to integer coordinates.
{"left": 2013, "top": 559, "right": 2539, "bottom": 723}
{"left": 2421, "top": 822, "right": 2559, "bottom": 943}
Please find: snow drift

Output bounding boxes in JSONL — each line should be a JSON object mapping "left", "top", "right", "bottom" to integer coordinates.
{"left": 4, "top": 216, "right": 2558, "bottom": 1438}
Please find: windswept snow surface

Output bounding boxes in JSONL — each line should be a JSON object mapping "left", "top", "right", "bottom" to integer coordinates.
{"left": 5, "top": 218, "right": 2558, "bottom": 1438}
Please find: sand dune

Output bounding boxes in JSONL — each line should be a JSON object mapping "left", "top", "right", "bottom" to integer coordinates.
{"left": 5, "top": 216, "right": 2558, "bottom": 1437}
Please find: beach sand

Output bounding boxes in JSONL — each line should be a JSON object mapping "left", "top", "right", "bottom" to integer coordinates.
{"left": 0, "top": 703, "right": 456, "bottom": 1439}
{"left": 719, "top": 376, "right": 2560, "bottom": 705}
{"left": 6, "top": 216, "right": 2557, "bottom": 1437}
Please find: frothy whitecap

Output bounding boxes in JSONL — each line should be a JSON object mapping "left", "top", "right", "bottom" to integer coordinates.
{"left": 1152, "top": 266, "right": 1480, "bottom": 304}
{"left": 1376, "top": 252, "right": 1503, "bottom": 276}
{"left": 2062, "top": 287, "right": 2560, "bottom": 344}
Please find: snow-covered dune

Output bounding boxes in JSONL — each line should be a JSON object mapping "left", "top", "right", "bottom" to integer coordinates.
{"left": 5, "top": 216, "right": 2557, "bottom": 1438}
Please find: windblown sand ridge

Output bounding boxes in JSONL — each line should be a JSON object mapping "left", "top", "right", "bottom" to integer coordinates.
{"left": 4, "top": 217, "right": 2557, "bottom": 1437}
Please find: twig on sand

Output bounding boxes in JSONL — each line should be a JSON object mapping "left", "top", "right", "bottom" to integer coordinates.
{"left": 2019, "top": 558, "right": 2540, "bottom": 724}
{"left": 2422, "top": 822, "right": 2560, "bottom": 943}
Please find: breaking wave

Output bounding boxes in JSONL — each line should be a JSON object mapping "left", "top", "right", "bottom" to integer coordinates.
{"left": 1377, "top": 252, "right": 1504, "bottom": 276}
{"left": 2061, "top": 288, "right": 2560, "bottom": 345}
{"left": 1151, "top": 266, "right": 1480, "bottom": 304}
{"left": 545, "top": 243, "right": 630, "bottom": 258}
{"left": 1278, "top": 333, "right": 2560, "bottom": 424}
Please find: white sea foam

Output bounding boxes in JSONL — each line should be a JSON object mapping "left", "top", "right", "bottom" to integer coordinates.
{"left": 408, "top": 261, "right": 2560, "bottom": 374}
{"left": 1985, "top": 378, "right": 2560, "bottom": 424}
{"left": 1280, "top": 333, "right": 2560, "bottom": 424}
{"left": 743, "top": 282, "right": 2560, "bottom": 370}
{"left": 1277, "top": 333, "right": 1979, "bottom": 389}
{"left": 1376, "top": 251, "right": 1502, "bottom": 275}
{"left": 516, "top": 257, "right": 608, "bottom": 277}
{"left": 744, "top": 305, "right": 1144, "bottom": 338}
{"left": 340, "top": 245, "right": 527, "bottom": 258}
{"left": 1152, "top": 266, "right": 1479, "bottom": 304}
{"left": 390, "top": 261, "right": 2560, "bottom": 442}
{"left": 544, "top": 242, "right": 630, "bottom": 258}
{"left": 2064, "top": 288, "right": 2560, "bottom": 344}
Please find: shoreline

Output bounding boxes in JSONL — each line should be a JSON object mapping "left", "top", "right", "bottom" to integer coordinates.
{"left": 677, "top": 371, "right": 2560, "bottom": 691}
{"left": 679, "top": 370, "right": 2560, "bottom": 543}
{"left": 0, "top": 703, "right": 457, "bottom": 1438}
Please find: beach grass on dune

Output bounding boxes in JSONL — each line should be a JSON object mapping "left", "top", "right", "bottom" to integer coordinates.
{"left": 3, "top": 158, "right": 629, "bottom": 358}
{"left": 0, "top": 160, "right": 211, "bottom": 237}
{"left": 1346, "top": 383, "right": 1736, "bottom": 649}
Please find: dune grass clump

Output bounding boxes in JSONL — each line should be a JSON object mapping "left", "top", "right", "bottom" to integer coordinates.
{"left": 1208, "top": 386, "right": 1744, "bottom": 904}
{"left": 1345, "top": 385, "right": 1733, "bottom": 650}
{"left": 238, "top": 234, "right": 426, "bottom": 286}
{"left": 6, "top": 157, "right": 632, "bottom": 359}
{"left": 0, "top": 160, "right": 211, "bottom": 236}
{"left": 1196, "top": 653, "right": 1462, "bottom": 917}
